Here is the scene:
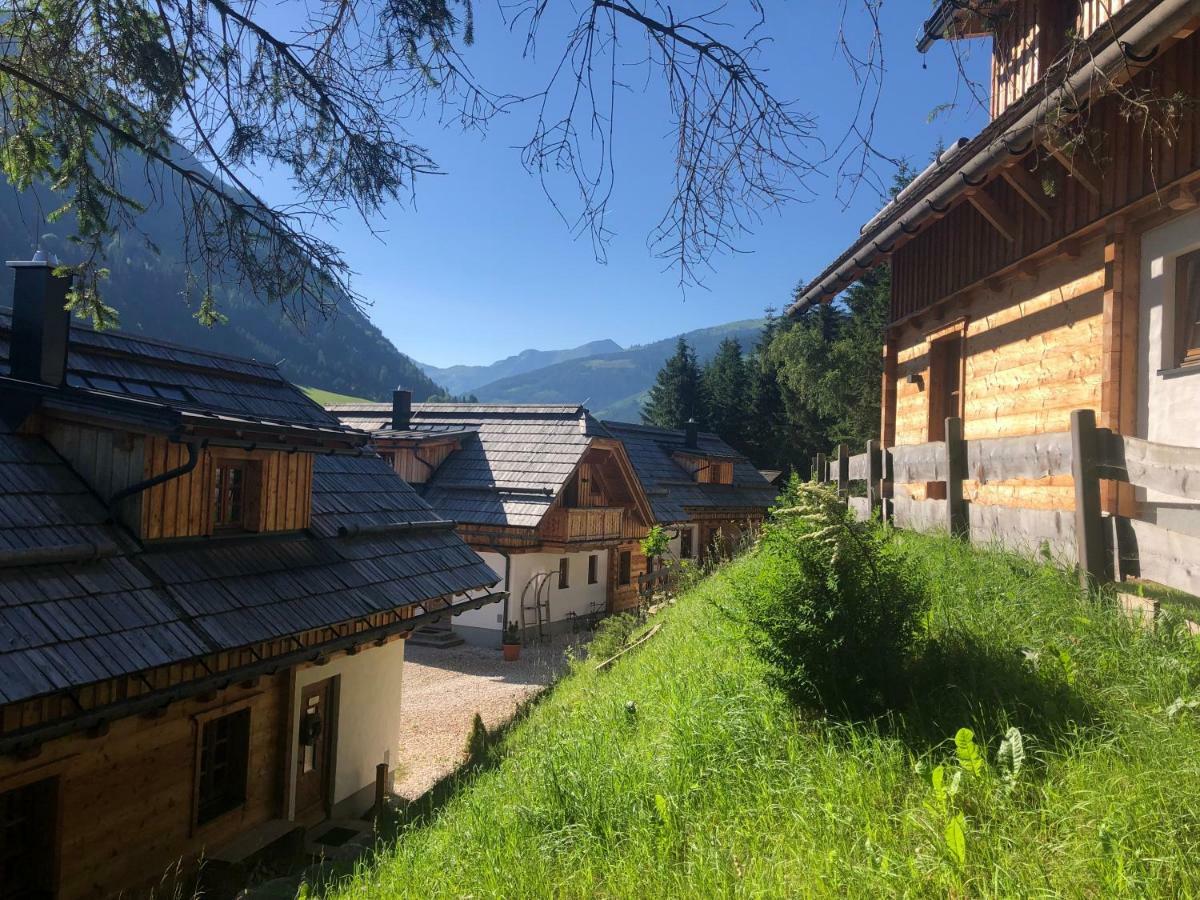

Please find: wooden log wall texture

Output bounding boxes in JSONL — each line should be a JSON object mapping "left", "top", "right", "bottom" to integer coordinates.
{"left": 892, "top": 244, "right": 1105, "bottom": 509}
{"left": 608, "top": 540, "right": 648, "bottom": 613}
{"left": 895, "top": 29, "right": 1198, "bottom": 320}
{"left": 0, "top": 676, "right": 288, "bottom": 900}
{"left": 390, "top": 442, "right": 455, "bottom": 484}
{"left": 969, "top": 503, "right": 1077, "bottom": 564}
{"left": 140, "top": 438, "right": 314, "bottom": 540}
{"left": 42, "top": 419, "right": 145, "bottom": 531}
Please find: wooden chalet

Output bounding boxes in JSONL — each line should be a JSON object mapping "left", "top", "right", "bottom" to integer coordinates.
{"left": 600, "top": 420, "right": 778, "bottom": 564}
{"left": 0, "top": 257, "right": 501, "bottom": 899}
{"left": 792, "top": 0, "right": 1200, "bottom": 551}
{"left": 329, "top": 400, "right": 657, "bottom": 643}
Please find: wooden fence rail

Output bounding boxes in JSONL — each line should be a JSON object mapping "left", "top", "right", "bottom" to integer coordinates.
{"left": 811, "top": 410, "right": 1200, "bottom": 599}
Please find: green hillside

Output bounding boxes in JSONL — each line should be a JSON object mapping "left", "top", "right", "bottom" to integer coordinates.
{"left": 474, "top": 319, "right": 766, "bottom": 416}
{"left": 328, "top": 531, "right": 1200, "bottom": 898}
{"left": 0, "top": 149, "right": 443, "bottom": 402}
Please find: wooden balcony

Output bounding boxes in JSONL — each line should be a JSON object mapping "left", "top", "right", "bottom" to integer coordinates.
{"left": 543, "top": 507, "right": 624, "bottom": 543}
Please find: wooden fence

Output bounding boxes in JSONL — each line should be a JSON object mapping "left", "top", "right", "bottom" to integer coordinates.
{"left": 812, "top": 410, "right": 1200, "bottom": 598}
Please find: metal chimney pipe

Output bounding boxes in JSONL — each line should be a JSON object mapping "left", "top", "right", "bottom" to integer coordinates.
{"left": 391, "top": 387, "right": 412, "bottom": 431}
{"left": 684, "top": 418, "right": 698, "bottom": 449}
{"left": 8, "top": 251, "right": 71, "bottom": 387}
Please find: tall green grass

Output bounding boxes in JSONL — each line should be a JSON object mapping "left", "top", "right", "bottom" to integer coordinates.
{"left": 328, "top": 533, "right": 1200, "bottom": 898}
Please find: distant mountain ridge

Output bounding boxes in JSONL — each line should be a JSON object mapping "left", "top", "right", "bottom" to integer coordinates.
{"left": 469, "top": 319, "right": 766, "bottom": 419}
{"left": 0, "top": 147, "right": 443, "bottom": 402}
{"left": 418, "top": 339, "right": 623, "bottom": 395}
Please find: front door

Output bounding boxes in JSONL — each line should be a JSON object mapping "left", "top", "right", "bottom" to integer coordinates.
{"left": 295, "top": 678, "right": 336, "bottom": 821}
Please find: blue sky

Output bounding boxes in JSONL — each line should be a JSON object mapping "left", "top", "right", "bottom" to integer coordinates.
{"left": 255, "top": 2, "right": 989, "bottom": 368}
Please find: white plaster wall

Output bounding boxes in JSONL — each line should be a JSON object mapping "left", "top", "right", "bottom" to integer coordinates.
{"left": 1138, "top": 211, "right": 1200, "bottom": 535}
{"left": 510, "top": 549, "right": 608, "bottom": 629}
{"left": 288, "top": 638, "right": 406, "bottom": 818}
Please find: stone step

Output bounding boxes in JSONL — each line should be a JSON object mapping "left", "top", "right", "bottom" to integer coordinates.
{"left": 407, "top": 622, "right": 464, "bottom": 648}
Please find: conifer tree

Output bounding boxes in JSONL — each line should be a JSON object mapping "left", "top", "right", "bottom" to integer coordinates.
{"left": 641, "top": 338, "right": 703, "bottom": 429}
{"left": 701, "top": 337, "right": 751, "bottom": 448}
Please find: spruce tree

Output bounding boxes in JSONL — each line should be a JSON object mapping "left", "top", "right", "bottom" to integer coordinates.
{"left": 701, "top": 337, "right": 751, "bottom": 449}
{"left": 641, "top": 338, "right": 703, "bottom": 429}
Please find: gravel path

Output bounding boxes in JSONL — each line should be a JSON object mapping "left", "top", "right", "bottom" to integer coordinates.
{"left": 393, "top": 637, "right": 581, "bottom": 801}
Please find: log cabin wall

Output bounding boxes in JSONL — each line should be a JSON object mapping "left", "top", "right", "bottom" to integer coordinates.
{"left": 41, "top": 419, "right": 146, "bottom": 531}
{"left": 893, "top": 241, "right": 1106, "bottom": 508}
{"left": 608, "top": 540, "right": 648, "bottom": 613}
{"left": 896, "top": 28, "right": 1200, "bottom": 321}
{"left": 140, "top": 438, "right": 314, "bottom": 540}
{"left": 0, "top": 676, "right": 288, "bottom": 900}
{"left": 388, "top": 441, "right": 456, "bottom": 484}
{"left": 990, "top": 0, "right": 1134, "bottom": 118}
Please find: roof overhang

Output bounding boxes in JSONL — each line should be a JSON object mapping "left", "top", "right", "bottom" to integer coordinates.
{"left": 917, "top": 0, "right": 1013, "bottom": 53}
{"left": 789, "top": 0, "right": 1198, "bottom": 318}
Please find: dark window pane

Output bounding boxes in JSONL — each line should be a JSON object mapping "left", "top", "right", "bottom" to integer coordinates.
{"left": 0, "top": 777, "right": 57, "bottom": 899}
{"left": 197, "top": 708, "right": 251, "bottom": 825}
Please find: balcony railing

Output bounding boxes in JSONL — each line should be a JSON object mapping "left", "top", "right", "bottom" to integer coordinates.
{"left": 544, "top": 507, "right": 624, "bottom": 542}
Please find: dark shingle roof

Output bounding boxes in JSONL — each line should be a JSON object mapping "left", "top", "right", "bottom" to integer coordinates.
{"left": 331, "top": 403, "right": 610, "bottom": 528}
{"left": 601, "top": 421, "right": 778, "bottom": 524}
{"left": 0, "top": 416, "right": 497, "bottom": 706}
{"left": 0, "top": 309, "right": 352, "bottom": 434}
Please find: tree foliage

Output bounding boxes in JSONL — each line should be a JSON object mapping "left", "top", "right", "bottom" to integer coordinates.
{"left": 0, "top": 0, "right": 854, "bottom": 327}
{"left": 641, "top": 337, "right": 703, "bottom": 429}
{"left": 701, "top": 337, "right": 751, "bottom": 448}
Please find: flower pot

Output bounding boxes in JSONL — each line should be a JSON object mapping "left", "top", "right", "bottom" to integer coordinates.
{"left": 502, "top": 642, "right": 521, "bottom": 662}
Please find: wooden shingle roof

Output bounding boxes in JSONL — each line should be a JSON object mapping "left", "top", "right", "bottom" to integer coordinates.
{"left": 331, "top": 403, "right": 610, "bottom": 528}
{"left": 0, "top": 309, "right": 355, "bottom": 436}
{"left": 0, "top": 416, "right": 498, "bottom": 707}
{"left": 601, "top": 421, "right": 778, "bottom": 524}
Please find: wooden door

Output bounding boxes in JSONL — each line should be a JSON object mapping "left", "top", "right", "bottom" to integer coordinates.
{"left": 927, "top": 335, "right": 964, "bottom": 501}
{"left": 295, "top": 678, "right": 336, "bottom": 821}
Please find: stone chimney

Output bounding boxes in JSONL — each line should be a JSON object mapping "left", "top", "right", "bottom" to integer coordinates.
{"left": 684, "top": 418, "right": 698, "bottom": 449}
{"left": 391, "top": 387, "right": 412, "bottom": 431}
{"left": 8, "top": 251, "right": 71, "bottom": 387}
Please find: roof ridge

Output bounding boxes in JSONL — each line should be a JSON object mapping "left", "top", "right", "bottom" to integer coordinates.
{"left": 0, "top": 306, "right": 282, "bottom": 376}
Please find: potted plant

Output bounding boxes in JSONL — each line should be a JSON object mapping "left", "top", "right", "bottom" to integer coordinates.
{"left": 501, "top": 621, "right": 522, "bottom": 661}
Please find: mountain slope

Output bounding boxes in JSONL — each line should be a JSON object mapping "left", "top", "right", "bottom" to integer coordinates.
{"left": 0, "top": 149, "right": 442, "bottom": 402}
{"left": 419, "top": 339, "right": 623, "bottom": 395}
{"left": 472, "top": 319, "right": 765, "bottom": 417}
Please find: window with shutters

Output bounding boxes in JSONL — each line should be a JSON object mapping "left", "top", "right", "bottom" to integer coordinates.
{"left": 558, "top": 557, "right": 570, "bottom": 589}
{"left": 587, "top": 554, "right": 598, "bottom": 584}
{"left": 679, "top": 528, "right": 693, "bottom": 560}
{"left": 196, "top": 708, "right": 251, "bottom": 825}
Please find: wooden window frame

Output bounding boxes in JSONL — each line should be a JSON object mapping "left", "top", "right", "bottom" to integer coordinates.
{"left": 210, "top": 457, "right": 264, "bottom": 534}
{"left": 192, "top": 702, "right": 253, "bottom": 830}
{"left": 587, "top": 554, "right": 598, "bottom": 585}
{"left": 1175, "top": 248, "right": 1200, "bottom": 368}
{"left": 679, "top": 527, "right": 693, "bottom": 560}
{"left": 0, "top": 776, "right": 60, "bottom": 900}
{"left": 618, "top": 550, "right": 632, "bottom": 586}
{"left": 558, "top": 557, "right": 570, "bottom": 590}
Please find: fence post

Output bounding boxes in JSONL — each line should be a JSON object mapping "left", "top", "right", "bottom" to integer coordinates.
{"left": 866, "top": 439, "right": 882, "bottom": 518}
{"left": 1071, "top": 408, "right": 1107, "bottom": 592}
{"left": 836, "top": 443, "right": 849, "bottom": 501}
{"left": 815, "top": 452, "right": 827, "bottom": 485}
{"left": 945, "top": 417, "right": 968, "bottom": 538}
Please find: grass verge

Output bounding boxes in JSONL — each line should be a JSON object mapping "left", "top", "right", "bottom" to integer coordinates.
{"left": 327, "top": 532, "right": 1200, "bottom": 898}
{"left": 300, "top": 386, "right": 371, "bottom": 405}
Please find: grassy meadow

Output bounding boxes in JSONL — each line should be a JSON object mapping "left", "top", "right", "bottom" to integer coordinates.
{"left": 326, "top": 532, "right": 1200, "bottom": 898}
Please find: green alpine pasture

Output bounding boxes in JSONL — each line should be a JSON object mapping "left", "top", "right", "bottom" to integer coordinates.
{"left": 327, "top": 532, "right": 1200, "bottom": 898}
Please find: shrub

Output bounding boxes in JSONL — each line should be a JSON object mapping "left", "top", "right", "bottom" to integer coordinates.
{"left": 734, "top": 481, "right": 928, "bottom": 713}
{"left": 589, "top": 612, "right": 640, "bottom": 663}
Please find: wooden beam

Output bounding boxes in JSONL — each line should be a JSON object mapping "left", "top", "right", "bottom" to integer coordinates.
{"left": 1001, "top": 164, "right": 1054, "bottom": 224}
{"left": 966, "top": 189, "right": 1018, "bottom": 242}
{"left": 1071, "top": 409, "right": 1107, "bottom": 592}
{"left": 1168, "top": 183, "right": 1198, "bottom": 211}
{"left": 1056, "top": 237, "right": 1081, "bottom": 259}
{"left": 1051, "top": 148, "right": 1103, "bottom": 196}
